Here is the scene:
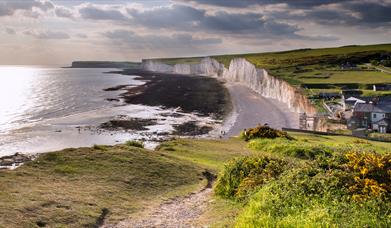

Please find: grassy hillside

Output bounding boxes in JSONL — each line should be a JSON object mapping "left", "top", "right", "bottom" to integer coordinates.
{"left": 158, "top": 131, "right": 391, "bottom": 227}
{"left": 0, "top": 144, "right": 205, "bottom": 227}
{"left": 213, "top": 44, "right": 391, "bottom": 69}
{"left": 1, "top": 131, "right": 390, "bottom": 227}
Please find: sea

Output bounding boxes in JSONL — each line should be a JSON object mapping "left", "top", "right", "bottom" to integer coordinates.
{"left": 0, "top": 66, "right": 218, "bottom": 157}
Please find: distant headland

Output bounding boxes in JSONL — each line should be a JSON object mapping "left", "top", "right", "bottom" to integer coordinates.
{"left": 69, "top": 61, "right": 140, "bottom": 69}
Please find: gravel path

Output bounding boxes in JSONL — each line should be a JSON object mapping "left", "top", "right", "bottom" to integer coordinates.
{"left": 224, "top": 84, "right": 299, "bottom": 137}
{"left": 105, "top": 172, "right": 215, "bottom": 228}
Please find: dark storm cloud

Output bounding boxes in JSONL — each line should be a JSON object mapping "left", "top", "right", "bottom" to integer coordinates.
{"left": 0, "top": 0, "right": 53, "bottom": 16}
{"left": 79, "top": 4, "right": 127, "bottom": 21}
{"left": 104, "top": 29, "right": 221, "bottom": 49}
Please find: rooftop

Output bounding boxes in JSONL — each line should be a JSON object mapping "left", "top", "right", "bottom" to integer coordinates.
{"left": 354, "top": 102, "right": 391, "bottom": 113}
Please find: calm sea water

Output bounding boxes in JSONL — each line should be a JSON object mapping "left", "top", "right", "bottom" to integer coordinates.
{"left": 0, "top": 66, "right": 140, "bottom": 133}
{"left": 0, "top": 66, "right": 219, "bottom": 157}
{"left": 0, "top": 66, "right": 144, "bottom": 156}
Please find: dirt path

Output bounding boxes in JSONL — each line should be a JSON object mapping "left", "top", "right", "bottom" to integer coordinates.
{"left": 105, "top": 171, "right": 215, "bottom": 228}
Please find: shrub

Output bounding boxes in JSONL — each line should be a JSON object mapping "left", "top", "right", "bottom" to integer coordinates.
{"left": 126, "top": 140, "right": 144, "bottom": 148}
{"left": 345, "top": 151, "right": 391, "bottom": 201}
{"left": 236, "top": 166, "right": 390, "bottom": 227}
{"left": 370, "top": 59, "right": 379, "bottom": 66}
{"left": 214, "top": 155, "right": 287, "bottom": 200}
{"left": 239, "top": 125, "right": 293, "bottom": 141}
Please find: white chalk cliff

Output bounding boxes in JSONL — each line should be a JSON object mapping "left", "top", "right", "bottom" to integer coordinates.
{"left": 141, "top": 57, "right": 316, "bottom": 115}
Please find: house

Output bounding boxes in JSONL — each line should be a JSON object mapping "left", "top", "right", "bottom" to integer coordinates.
{"left": 349, "top": 102, "right": 391, "bottom": 133}
{"left": 345, "top": 96, "right": 366, "bottom": 108}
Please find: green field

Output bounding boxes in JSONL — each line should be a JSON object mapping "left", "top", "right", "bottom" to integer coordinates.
{"left": 213, "top": 44, "right": 391, "bottom": 70}
{"left": 297, "top": 70, "right": 391, "bottom": 84}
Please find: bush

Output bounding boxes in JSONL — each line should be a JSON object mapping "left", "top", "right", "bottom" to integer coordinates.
{"left": 236, "top": 166, "right": 390, "bottom": 227}
{"left": 214, "top": 155, "right": 287, "bottom": 200}
{"left": 382, "top": 59, "right": 391, "bottom": 67}
{"left": 218, "top": 138, "right": 391, "bottom": 226}
{"left": 370, "top": 59, "right": 379, "bottom": 66}
{"left": 345, "top": 151, "right": 391, "bottom": 201}
{"left": 239, "top": 125, "right": 293, "bottom": 141}
{"left": 125, "top": 140, "right": 144, "bottom": 148}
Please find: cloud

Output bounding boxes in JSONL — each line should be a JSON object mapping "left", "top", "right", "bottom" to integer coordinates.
{"left": 55, "top": 6, "right": 74, "bottom": 18}
{"left": 5, "top": 27, "right": 15, "bottom": 34}
{"left": 24, "top": 30, "right": 70, "bottom": 39}
{"left": 128, "top": 4, "right": 204, "bottom": 29}
{"left": 0, "top": 0, "right": 53, "bottom": 17}
{"left": 104, "top": 29, "right": 221, "bottom": 50}
{"left": 79, "top": 4, "right": 128, "bottom": 21}
{"left": 76, "top": 33, "right": 88, "bottom": 39}
{"left": 345, "top": 1, "right": 391, "bottom": 24}
{"left": 301, "top": 1, "right": 391, "bottom": 26}
{"left": 177, "top": 0, "right": 348, "bottom": 8}
{"left": 127, "top": 5, "right": 302, "bottom": 39}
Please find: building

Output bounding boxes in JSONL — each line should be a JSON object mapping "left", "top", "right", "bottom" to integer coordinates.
{"left": 349, "top": 102, "right": 391, "bottom": 133}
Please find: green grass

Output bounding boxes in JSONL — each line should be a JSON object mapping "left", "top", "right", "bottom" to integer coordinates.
{"left": 213, "top": 43, "right": 391, "bottom": 69}
{"left": 1, "top": 131, "right": 390, "bottom": 227}
{"left": 157, "top": 133, "right": 391, "bottom": 227}
{"left": 215, "top": 133, "right": 391, "bottom": 227}
{"left": 297, "top": 70, "right": 391, "bottom": 84}
{"left": 125, "top": 140, "right": 144, "bottom": 148}
{"left": 0, "top": 145, "right": 205, "bottom": 227}
{"left": 157, "top": 138, "right": 251, "bottom": 172}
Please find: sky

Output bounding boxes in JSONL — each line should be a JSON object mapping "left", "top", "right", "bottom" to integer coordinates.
{"left": 0, "top": 0, "right": 390, "bottom": 65}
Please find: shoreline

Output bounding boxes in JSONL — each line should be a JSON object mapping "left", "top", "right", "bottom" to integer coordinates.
{"left": 0, "top": 69, "right": 234, "bottom": 167}
{"left": 0, "top": 67, "right": 299, "bottom": 168}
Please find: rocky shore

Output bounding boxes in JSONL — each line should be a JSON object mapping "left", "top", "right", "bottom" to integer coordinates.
{"left": 0, "top": 153, "right": 35, "bottom": 169}
{"left": 113, "top": 69, "right": 232, "bottom": 119}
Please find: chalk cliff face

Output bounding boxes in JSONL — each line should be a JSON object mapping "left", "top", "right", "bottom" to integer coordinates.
{"left": 141, "top": 57, "right": 316, "bottom": 115}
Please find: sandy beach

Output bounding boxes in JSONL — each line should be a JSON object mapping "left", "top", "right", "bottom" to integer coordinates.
{"left": 223, "top": 83, "right": 299, "bottom": 137}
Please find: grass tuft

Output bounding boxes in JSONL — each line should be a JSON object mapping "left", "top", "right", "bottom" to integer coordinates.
{"left": 125, "top": 140, "right": 144, "bottom": 148}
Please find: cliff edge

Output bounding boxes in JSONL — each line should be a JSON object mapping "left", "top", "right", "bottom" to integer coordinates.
{"left": 141, "top": 57, "right": 316, "bottom": 115}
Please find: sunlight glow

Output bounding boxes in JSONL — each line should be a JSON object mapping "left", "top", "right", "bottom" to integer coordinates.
{"left": 0, "top": 66, "right": 39, "bottom": 132}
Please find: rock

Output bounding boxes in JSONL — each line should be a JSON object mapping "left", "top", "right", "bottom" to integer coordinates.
{"left": 0, "top": 153, "right": 32, "bottom": 167}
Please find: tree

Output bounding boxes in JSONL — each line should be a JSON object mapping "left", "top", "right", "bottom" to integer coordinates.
{"left": 381, "top": 59, "right": 391, "bottom": 67}
{"left": 370, "top": 60, "right": 379, "bottom": 66}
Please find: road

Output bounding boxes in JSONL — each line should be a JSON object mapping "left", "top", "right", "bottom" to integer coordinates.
{"left": 224, "top": 84, "right": 299, "bottom": 137}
